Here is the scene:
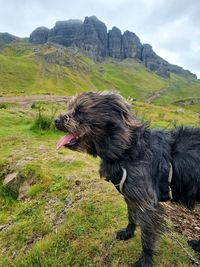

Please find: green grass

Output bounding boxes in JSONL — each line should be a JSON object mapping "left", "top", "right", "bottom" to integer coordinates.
{"left": 0, "top": 42, "right": 167, "bottom": 98}
{"left": 0, "top": 103, "right": 198, "bottom": 266}
{"left": 153, "top": 73, "right": 200, "bottom": 105}
{"left": 89, "top": 59, "right": 167, "bottom": 99}
{"left": 133, "top": 101, "right": 200, "bottom": 128}
{"left": 0, "top": 50, "right": 38, "bottom": 95}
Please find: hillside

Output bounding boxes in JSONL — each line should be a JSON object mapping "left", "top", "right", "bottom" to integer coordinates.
{"left": 0, "top": 41, "right": 200, "bottom": 106}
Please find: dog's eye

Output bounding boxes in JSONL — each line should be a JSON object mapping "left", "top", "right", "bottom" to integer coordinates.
{"left": 74, "top": 106, "right": 84, "bottom": 117}
{"left": 74, "top": 105, "right": 81, "bottom": 114}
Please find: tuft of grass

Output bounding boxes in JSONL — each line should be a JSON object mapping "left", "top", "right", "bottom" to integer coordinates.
{"left": 0, "top": 184, "right": 18, "bottom": 201}
{"left": 30, "top": 106, "right": 57, "bottom": 132}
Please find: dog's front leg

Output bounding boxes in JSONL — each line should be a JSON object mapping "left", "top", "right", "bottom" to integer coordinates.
{"left": 132, "top": 204, "right": 165, "bottom": 267}
{"left": 116, "top": 205, "right": 136, "bottom": 240}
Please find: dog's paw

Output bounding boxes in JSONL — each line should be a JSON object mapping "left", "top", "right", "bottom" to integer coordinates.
{"left": 131, "top": 253, "right": 153, "bottom": 267}
{"left": 116, "top": 228, "right": 134, "bottom": 240}
{"left": 188, "top": 239, "right": 200, "bottom": 252}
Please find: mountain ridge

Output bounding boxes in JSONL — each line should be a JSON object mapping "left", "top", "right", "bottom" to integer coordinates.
{"left": 0, "top": 16, "right": 197, "bottom": 79}
{"left": 28, "top": 16, "right": 197, "bottom": 79}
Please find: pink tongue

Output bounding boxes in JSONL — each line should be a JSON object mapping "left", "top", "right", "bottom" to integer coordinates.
{"left": 56, "top": 134, "right": 76, "bottom": 149}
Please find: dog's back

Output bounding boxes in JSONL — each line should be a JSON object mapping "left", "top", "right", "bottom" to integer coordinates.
{"left": 170, "top": 126, "right": 200, "bottom": 208}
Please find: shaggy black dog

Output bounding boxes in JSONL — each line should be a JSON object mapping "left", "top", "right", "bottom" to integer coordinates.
{"left": 55, "top": 91, "right": 200, "bottom": 267}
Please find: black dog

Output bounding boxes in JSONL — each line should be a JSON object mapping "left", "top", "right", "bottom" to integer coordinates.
{"left": 55, "top": 91, "right": 200, "bottom": 267}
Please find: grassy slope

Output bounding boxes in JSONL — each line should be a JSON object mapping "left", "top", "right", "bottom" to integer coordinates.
{"left": 154, "top": 73, "right": 200, "bottom": 105}
{"left": 0, "top": 42, "right": 167, "bottom": 99}
{"left": 0, "top": 103, "right": 199, "bottom": 267}
{"left": 1, "top": 42, "right": 200, "bottom": 105}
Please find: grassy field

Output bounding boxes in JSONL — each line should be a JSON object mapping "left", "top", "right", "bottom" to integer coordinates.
{"left": 0, "top": 101, "right": 199, "bottom": 267}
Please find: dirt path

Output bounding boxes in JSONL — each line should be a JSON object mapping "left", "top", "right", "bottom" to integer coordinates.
{"left": 146, "top": 87, "right": 168, "bottom": 103}
{"left": 0, "top": 95, "right": 70, "bottom": 106}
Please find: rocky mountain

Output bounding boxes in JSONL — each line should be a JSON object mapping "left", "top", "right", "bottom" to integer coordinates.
{"left": 2, "top": 16, "right": 196, "bottom": 79}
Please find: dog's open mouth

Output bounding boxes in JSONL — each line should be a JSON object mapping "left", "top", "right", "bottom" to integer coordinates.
{"left": 57, "top": 132, "right": 80, "bottom": 149}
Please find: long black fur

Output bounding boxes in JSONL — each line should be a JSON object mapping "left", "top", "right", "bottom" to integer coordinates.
{"left": 55, "top": 91, "right": 200, "bottom": 267}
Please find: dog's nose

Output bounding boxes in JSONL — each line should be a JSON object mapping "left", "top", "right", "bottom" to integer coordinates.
{"left": 55, "top": 117, "right": 61, "bottom": 125}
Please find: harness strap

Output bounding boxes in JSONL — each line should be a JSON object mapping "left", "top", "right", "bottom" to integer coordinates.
{"left": 114, "top": 167, "right": 127, "bottom": 193}
{"left": 113, "top": 164, "right": 173, "bottom": 199}
{"left": 168, "top": 162, "right": 173, "bottom": 200}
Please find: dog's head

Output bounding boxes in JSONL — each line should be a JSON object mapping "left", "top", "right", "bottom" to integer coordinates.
{"left": 55, "top": 91, "right": 140, "bottom": 159}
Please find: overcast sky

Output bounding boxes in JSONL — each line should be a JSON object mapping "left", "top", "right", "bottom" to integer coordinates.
{"left": 0, "top": 0, "right": 199, "bottom": 78}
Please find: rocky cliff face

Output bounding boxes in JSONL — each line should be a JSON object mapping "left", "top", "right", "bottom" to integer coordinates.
{"left": 122, "top": 31, "right": 142, "bottom": 59}
{"left": 48, "top": 20, "right": 82, "bottom": 47}
{"left": 29, "top": 16, "right": 197, "bottom": 79}
{"left": 108, "top": 27, "right": 122, "bottom": 58}
{"left": 30, "top": 27, "right": 50, "bottom": 44}
{"left": 142, "top": 44, "right": 170, "bottom": 77}
{"left": 76, "top": 16, "right": 108, "bottom": 59}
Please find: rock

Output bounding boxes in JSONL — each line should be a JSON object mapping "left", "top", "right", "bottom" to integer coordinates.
{"left": 29, "top": 27, "right": 49, "bottom": 44}
{"left": 142, "top": 44, "right": 170, "bottom": 77}
{"left": 156, "top": 62, "right": 170, "bottom": 77}
{"left": 108, "top": 27, "right": 122, "bottom": 59}
{"left": 48, "top": 20, "right": 82, "bottom": 47}
{"left": 3, "top": 169, "right": 31, "bottom": 198}
{"left": 141, "top": 43, "right": 196, "bottom": 78}
{"left": 122, "top": 31, "right": 142, "bottom": 59}
{"left": 142, "top": 43, "right": 159, "bottom": 68}
{"left": 3, "top": 172, "right": 20, "bottom": 192}
{"left": 76, "top": 16, "right": 108, "bottom": 59}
